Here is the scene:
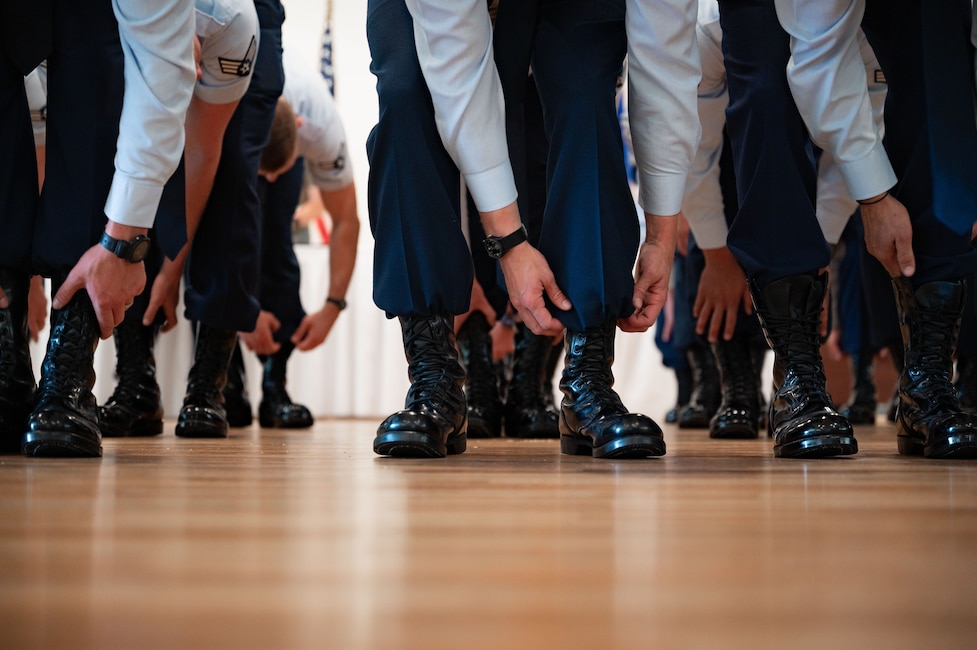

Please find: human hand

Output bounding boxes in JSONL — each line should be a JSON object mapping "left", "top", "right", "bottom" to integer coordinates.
{"left": 490, "top": 319, "right": 516, "bottom": 361}
{"left": 660, "top": 288, "right": 675, "bottom": 342}
{"left": 53, "top": 244, "right": 146, "bottom": 339}
{"left": 498, "top": 243, "right": 570, "bottom": 337}
{"left": 143, "top": 257, "right": 183, "bottom": 332}
{"left": 291, "top": 304, "right": 339, "bottom": 351}
{"left": 240, "top": 309, "right": 281, "bottom": 355}
{"left": 693, "top": 247, "right": 752, "bottom": 343}
{"left": 860, "top": 193, "right": 915, "bottom": 277}
{"left": 28, "top": 276, "right": 48, "bottom": 341}
{"left": 619, "top": 214, "right": 677, "bottom": 333}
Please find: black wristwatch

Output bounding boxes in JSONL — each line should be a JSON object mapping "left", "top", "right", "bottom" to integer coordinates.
{"left": 101, "top": 231, "right": 151, "bottom": 263}
{"left": 326, "top": 296, "right": 347, "bottom": 311}
{"left": 482, "top": 225, "right": 528, "bottom": 260}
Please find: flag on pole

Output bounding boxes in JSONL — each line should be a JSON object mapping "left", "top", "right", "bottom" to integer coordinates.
{"left": 320, "top": 0, "right": 335, "bottom": 96}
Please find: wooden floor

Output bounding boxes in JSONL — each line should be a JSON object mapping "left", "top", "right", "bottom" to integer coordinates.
{"left": 1, "top": 418, "right": 975, "bottom": 650}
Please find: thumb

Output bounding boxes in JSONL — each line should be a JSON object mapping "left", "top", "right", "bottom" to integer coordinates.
{"left": 268, "top": 313, "right": 282, "bottom": 332}
{"left": 896, "top": 235, "right": 916, "bottom": 278}
{"left": 0, "top": 287, "right": 8, "bottom": 309}
{"left": 543, "top": 277, "right": 572, "bottom": 312}
{"left": 52, "top": 270, "right": 83, "bottom": 309}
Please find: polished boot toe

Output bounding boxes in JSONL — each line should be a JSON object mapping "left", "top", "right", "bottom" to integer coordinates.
{"left": 22, "top": 287, "right": 102, "bottom": 458}
{"left": 751, "top": 272, "right": 857, "bottom": 459}
{"left": 897, "top": 412, "right": 977, "bottom": 458}
{"left": 558, "top": 322, "right": 666, "bottom": 459}
{"left": 174, "top": 325, "right": 236, "bottom": 438}
{"left": 773, "top": 410, "right": 857, "bottom": 458}
{"left": 259, "top": 400, "right": 313, "bottom": 428}
{"left": 374, "top": 314, "right": 467, "bottom": 458}
{"left": 375, "top": 406, "right": 467, "bottom": 458}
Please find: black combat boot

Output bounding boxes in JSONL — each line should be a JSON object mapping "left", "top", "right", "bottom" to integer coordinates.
{"left": 709, "top": 332, "right": 760, "bottom": 439}
{"left": 892, "top": 278, "right": 977, "bottom": 458}
{"left": 839, "top": 350, "right": 877, "bottom": 425}
{"left": 677, "top": 341, "right": 721, "bottom": 428}
{"left": 664, "top": 364, "right": 693, "bottom": 424}
{"left": 954, "top": 353, "right": 977, "bottom": 414}
{"left": 752, "top": 342, "right": 770, "bottom": 432}
{"left": 0, "top": 270, "right": 36, "bottom": 453}
{"left": 222, "top": 340, "right": 253, "bottom": 427}
{"left": 374, "top": 313, "right": 467, "bottom": 457}
{"left": 457, "top": 311, "right": 502, "bottom": 438}
{"left": 175, "top": 324, "right": 237, "bottom": 438}
{"left": 503, "top": 323, "right": 559, "bottom": 438}
{"left": 559, "top": 320, "right": 665, "bottom": 459}
{"left": 749, "top": 272, "right": 857, "bottom": 458}
{"left": 258, "top": 341, "right": 313, "bottom": 428}
{"left": 886, "top": 340, "right": 905, "bottom": 422}
{"left": 98, "top": 319, "right": 163, "bottom": 437}
{"left": 23, "top": 287, "right": 101, "bottom": 457}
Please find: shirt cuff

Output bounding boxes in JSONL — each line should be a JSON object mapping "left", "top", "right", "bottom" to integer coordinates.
{"left": 465, "top": 162, "right": 518, "bottom": 214}
{"left": 837, "top": 143, "right": 897, "bottom": 201}
{"left": 687, "top": 213, "right": 729, "bottom": 250}
{"left": 638, "top": 173, "right": 687, "bottom": 217}
{"left": 104, "top": 175, "right": 164, "bottom": 228}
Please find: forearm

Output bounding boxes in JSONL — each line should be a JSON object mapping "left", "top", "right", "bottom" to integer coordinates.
{"left": 320, "top": 183, "right": 360, "bottom": 302}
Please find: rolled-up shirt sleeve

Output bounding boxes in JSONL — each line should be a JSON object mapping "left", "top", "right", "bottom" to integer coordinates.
{"left": 627, "top": 0, "right": 701, "bottom": 217}
{"left": 404, "top": 0, "right": 516, "bottom": 213}
{"left": 104, "top": 0, "right": 196, "bottom": 228}
{"left": 774, "top": 0, "right": 896, "bottom": 201}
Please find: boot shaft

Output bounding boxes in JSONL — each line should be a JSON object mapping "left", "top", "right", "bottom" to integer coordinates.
{"left": 39, "top": 286, "right": 99, "bottom": 394}
{"left": 560, "top": 320, "right": 623, "bottom": 412}
{"left": 749, "top": 271, "right": 829, "bottom": 390}
{"left": 400, "top": 313, "right": 465, "bottom": 412}
{"left": 261, "top": 340, "right": 295, "bottom": 400}
{"left": 892, "top": 277, "right": 965, "bottom": 380}
{"left": 0, "top": 270, "right": 34, "bottom": 385}
{"left": 507, "top": 322, "right": 554, "bottom": 409}
{"left": 112, "top": 318, "right": 159, "bottom": 384}
{"left": 712, "top": 333, "right": 759, "bottom": 407}
{"left": 187, "top": 324, "right": 237, "bottom": 396}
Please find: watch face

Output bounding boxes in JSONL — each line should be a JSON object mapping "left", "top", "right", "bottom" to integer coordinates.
{"left": 129, "top": 237, "right": 152, "bottom": 263}
{"left": 484, "top": 239, "right": 504, "bottom": 259}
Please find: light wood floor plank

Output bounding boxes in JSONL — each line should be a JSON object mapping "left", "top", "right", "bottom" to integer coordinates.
{"left": 1, "top": 419, "right": 975, "bottom": 649}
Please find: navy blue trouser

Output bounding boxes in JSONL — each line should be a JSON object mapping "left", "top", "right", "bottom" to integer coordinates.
{"left": 719, "top": 0, "right": 826, "bottom": 287}
{"left": 860, "top": 0, "right": 977, "bottom": 287}
{"left": 367, "top": 0, "right": 636, "bottom": 331}
{"left": 257, "top": 158, "right": 305, "bottom": 341}
{"left": 180, "top": 0, "right": 285, "bottom": 332}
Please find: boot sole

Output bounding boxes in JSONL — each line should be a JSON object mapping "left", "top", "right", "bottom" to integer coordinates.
{"left": 774, "top": 435, "right": 858, "bottom": 458}
{"left": 560, "top": 433, "right": 666, "bottom": 459}
{"left": 374, "top": 431, "right": 467, "bottom": 458}
{"left": 23, "top": 431, "right": 102, "bottom": 458}
{"left": 898, "top": 433, "right": 977, "bottom": 459}
{"left": 175, "top": 421, "right": 228, "bottom": 438}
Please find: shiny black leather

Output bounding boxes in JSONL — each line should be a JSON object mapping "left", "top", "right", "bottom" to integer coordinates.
{"left": 678, "top": 342, "right": 721, "bottom": 429}
{"left": 98, "top": 320, "right": 163, "bottom": 437}
{"left": 374, "top": 314, "right": 467, "bottom": 457}
{"left": 955, "top": 353, "right": 977, "bottom": 414}
{"left": 259, "top": 341, "right": 313, "bottom": 428}
{"left": 892, "top": 278, "right": 977, "bottom": 458}
{"left": 0, "top": 270, "right": 36, "bottom": 453}
{"left": 559, "top": 320, "right": 665, "bottom": 459}
{"left": 23, "top": 288, "right": 101, "bottom": 457}
{"left": 839, "top": 351, "right": 877, "bottom": 425}
{"left": 750, "top": 272, "right": 857, "bottom": 458}
{"left": 458, "top": 311, "right": 502, "bottom": 438}
{"left": 222, "top": 340, "right": 254, "bottom": 427}
{"left": 175, "top": 325, "right": 237, "bottom": 438}
{"left": 504, "top": 322, "right": 559, "bottom": 439}
{"left": 710, "top": 333, "right": 760, "bottom": 439}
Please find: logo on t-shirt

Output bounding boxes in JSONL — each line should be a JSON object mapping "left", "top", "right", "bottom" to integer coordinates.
{"left": 219, "top": 36, "right": 257, "bottom": 77}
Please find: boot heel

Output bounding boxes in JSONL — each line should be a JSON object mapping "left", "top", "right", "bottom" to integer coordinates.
{"left": 560, "top": 434, "right": 593, "bottom": 456}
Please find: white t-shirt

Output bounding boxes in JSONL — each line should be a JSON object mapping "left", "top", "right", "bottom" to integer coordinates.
{"left": 283, "top": 50, "right": 354, "bottom": 192}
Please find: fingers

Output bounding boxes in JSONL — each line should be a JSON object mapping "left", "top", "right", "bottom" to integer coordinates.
{"left": 543, "top": 278, "right": 572, "bottom": 312}
{"left": 0, "top": 286, "right": 7, "bottom": 309}
{"left": 895, "top": 233, "right": 916, "bottom": 277}
{"left": 52, "top": 270, "right": 84, "bottom": 310}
